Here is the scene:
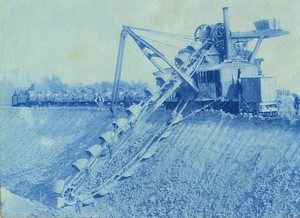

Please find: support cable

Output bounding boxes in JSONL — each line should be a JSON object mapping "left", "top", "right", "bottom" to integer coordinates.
{"left": 129, "top": 26, "right": 194, "bottom": 42}
{"left": 139, "top": 36, "right": 183, "bottom": 50}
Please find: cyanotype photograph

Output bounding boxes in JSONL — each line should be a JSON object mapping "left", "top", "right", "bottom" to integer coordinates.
{"left": 1, "top": 0, "right": 299, "bottom": 217}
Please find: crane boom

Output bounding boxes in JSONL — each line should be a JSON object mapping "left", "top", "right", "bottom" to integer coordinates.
{"left": 112, "top": 29, "right": 127, "bottom": 104}
{"left": 111, "top": 26, "right": 200, "bottom": 106}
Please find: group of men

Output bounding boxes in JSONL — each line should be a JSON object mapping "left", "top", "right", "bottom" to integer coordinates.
{"left": 94, "top": 92, "right": 133, "bottom": 110}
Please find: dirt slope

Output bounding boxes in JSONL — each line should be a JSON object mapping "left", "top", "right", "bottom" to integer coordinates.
{"left": 112, "top": 113, "right": 300, "bottom": 217}
{"left": 1, "top": 107, "right": 299, "bottom": 217}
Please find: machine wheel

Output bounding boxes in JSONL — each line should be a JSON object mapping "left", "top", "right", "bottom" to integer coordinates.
{"left": 62, "top": 187, "right": 77, "bottom": 205}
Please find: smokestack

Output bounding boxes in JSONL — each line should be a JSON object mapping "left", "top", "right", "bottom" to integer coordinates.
{"left": 222, "top": 7, "right": 232, "bottom": 59}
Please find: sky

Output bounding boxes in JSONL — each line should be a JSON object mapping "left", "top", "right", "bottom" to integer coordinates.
{"left": 0, "top": 0, "right": 299, "bottom": 93}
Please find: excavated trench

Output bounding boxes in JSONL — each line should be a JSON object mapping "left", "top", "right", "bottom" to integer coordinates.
{"left": 1, "top": 106, "right": 299, "bottom": 217}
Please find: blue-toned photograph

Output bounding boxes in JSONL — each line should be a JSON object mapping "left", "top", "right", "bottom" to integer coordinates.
{"left": 1, "top": 0, "right": 299, "bottom": 217}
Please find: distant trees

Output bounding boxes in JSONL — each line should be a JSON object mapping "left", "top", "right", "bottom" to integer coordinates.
{"left": 38, "top": 75, "right": 68, "bottom": 92}
{"left": 0, "top": 69, "right": 33, "bottom": 105}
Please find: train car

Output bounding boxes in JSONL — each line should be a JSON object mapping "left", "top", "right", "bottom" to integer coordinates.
{"left": 11, "top": 87, "right": 144, "bottom": 108}
{"left": 12, "top": 89, "right": 100, "bottom": 107}
{"left": 12, "top": 92, "right": 28, "bottom": 107}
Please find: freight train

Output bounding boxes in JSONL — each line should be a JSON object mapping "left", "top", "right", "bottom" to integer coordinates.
{"left": 12, "top": 90, "right": 97, "bottom": 107}
{"left": 11, "top": 87, "right": 146, "bottom": 107}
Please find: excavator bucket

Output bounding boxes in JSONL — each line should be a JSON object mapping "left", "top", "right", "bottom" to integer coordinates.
{"left": 120, "top": 169, "right": 135, "bottom": 179}
{"left": 112, "top": 118, "right": 129, "bottom": 130}
{"left": 142, "top": 149, "right": 157, "bottom": 160}
{"left": 125, "top": 104, "right": 141, "bottom": 116}
{"left": 86, "top": 144, "right": 102, "bottom": 158}
{"left": 175, "top": 52, "right": 190, "bottom": 68}
{"left": 160, "top": 130, "right": 172, "bottom": 140}
{"left": 171, "top": 114, "right": 183, "bottom": 125}
{"left": 53, "top": 180, "right": 65, "bottom": 194}
{"left": 144, "top": 85, "right": 160, "bottom": 97}
{"left": 155, "top": 76, "right": 170, "bottom": 87}
{"left": 99, "top": 131, "right": 117, "bottom": 144}
{"left": 119, "top": 162, "right": 142, "bottom": 180}
{"left": 99, "top": 146, "right": 110, "bottom": 157}
{"left": 187, "top": 41, "right": 202, "bottom": 53}
{"left": 153, "top": 70, "right": 173, "bottom": 87}
{"left": 72, "top": 158, "right": 89, "bottom": 171}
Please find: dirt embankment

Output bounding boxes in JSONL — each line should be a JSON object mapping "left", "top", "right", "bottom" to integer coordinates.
{"left": 113, "top": 113, "right": 300, "bottom": 217}
{"left": 1, "top": 107, "right": 116, "bottom": 217}
{"left": 1, "top": 107, "right": 299, "bottom": 217}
